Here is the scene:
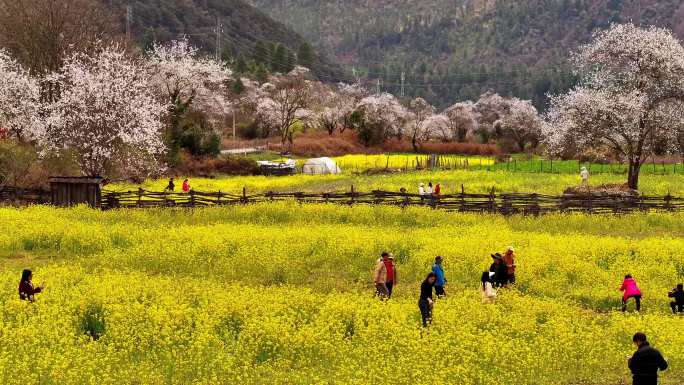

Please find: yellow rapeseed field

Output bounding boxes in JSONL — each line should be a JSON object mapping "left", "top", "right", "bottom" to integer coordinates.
{"left": 0, "top": 203, "right": 682, "bottom": 384}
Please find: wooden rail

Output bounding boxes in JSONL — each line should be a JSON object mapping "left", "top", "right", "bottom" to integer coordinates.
{"left": 0, "top": 186, "right": 51, "bottom": 205}
{"left": 99, "top": 188, "right": 684, "bottom": 215}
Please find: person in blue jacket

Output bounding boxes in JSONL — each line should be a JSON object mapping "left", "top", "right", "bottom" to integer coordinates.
{"left": 432, "top": 256, "right": 447, "bottom": 297}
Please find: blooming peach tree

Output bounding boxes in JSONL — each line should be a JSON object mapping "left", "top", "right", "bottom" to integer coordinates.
{"left": 544, "top": 24, "right": 684, "bottom": 189}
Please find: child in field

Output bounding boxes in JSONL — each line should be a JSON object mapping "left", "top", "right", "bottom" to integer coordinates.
{"left": 481, "top": 271, "right": 497, "bottom": 304}
{"left": 418, "top": 272, "right": 437, "bottom": 327}
{"left": 668, "top": 283, "right": 684, "bottom": 314}
{"left": 432, "top": 256, "right": 447, "bottom": 297}
{"left": 182, "top": 179, "right": 190, "bottom": 193}
{"left": 620, "top": 274, "right": 642, "bottom": 312}
{"left": 18, "top": 269, "right": 45, "bottom": 302}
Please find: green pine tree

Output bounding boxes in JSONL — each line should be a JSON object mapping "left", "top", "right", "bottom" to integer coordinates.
{"left": 297, "top": 42, "right": 313, "bottom": 68}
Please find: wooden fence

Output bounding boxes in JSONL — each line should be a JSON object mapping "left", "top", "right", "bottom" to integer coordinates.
{"left": 0, "top": 185, "right": 52, "bottom": 205}
{"left": 99, "top": 188, "right": 684, "bottom": 215}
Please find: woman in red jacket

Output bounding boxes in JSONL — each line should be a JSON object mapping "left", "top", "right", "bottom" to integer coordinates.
{"left": 19, "top": 269, "right": 45, "bottom": 302}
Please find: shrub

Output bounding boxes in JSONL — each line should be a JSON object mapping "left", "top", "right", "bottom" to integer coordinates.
{"left": 79, "top": 302, "right": 106, "bottom": 341}
{"left": 172, "top": 152, "right": 259, "bottom": 177}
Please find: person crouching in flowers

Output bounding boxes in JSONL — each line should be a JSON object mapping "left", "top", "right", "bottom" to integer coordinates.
{"left": 481, "top": 271, "right": 497, "bottom": 304}
{"left": 19, "top": 269, "right": 45, "bottom": 302}
{"left": 620, "top": 274, "right": 642, "bottom": 312}
{"left": 418, "top": 272, "right": 437, "bottom": 327}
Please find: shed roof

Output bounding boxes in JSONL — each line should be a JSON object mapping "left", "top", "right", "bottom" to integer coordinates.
{"left": 49, "top": 176, "right": 104, "bottom": 184}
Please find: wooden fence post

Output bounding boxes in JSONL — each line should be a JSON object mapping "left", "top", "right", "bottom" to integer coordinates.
{"left": 137, "top": 188, "right": 143, "bottom": 207}
{"left": 189, "top": 189, "right": 195, "bottom": 207}
{"left": 350, "top": 185, "right": 355, "bottom": 205}
{"left": 242, "top": 187, "right": 247, "bottom": 204}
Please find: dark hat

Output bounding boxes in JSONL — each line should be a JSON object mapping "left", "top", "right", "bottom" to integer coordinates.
{"left": 491, "top": 253, "right": 503, "bottom": 260}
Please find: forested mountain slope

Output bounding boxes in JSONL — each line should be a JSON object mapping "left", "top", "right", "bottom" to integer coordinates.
{"left": 102, "top": 0, "right": 346, "bottom": 81}
{"left": 248, "top": 0, "right": 684, "bottom": 108}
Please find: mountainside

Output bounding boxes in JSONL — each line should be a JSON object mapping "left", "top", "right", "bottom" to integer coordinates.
{"left": 102, "top": 0, "right": 346, "bottom": 81}
{"left": 247, "top": 0, "right": 684, "bottom": 108}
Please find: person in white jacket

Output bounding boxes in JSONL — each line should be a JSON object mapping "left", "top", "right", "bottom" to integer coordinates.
{"left": 580, "top": 167, "right": 589, "bottom": 188}
{"left": 481, "top": 271, "right": 497, "bottom": 304}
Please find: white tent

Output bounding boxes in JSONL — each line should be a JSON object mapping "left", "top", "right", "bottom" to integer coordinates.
{"left": 302, "top": 157, "right": 341, "bottom": 175}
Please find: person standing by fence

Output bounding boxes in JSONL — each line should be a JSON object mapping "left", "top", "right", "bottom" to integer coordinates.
{"left": 432, "top": 256, "right": 447, "bottom": 297}
{"left": 182, "top": 179, "right": 190, "bottom": 193}
{"left": 580, "top": 167, "right": 590, "bottom": 188}
{"left": 627, "top": 332, "right": 668, "bottom": 385}
{"left": 166, "top": 178, "right": 175, "bottom": 192}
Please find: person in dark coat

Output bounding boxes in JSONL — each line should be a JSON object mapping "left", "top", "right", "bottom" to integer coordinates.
{"left": 18, "top": 269, "right": 45, "bottom": 302}
{"left": 668, "top": 283, "right": 684, "bottom": 314}
{"left": 166, "top": 178, "right": 175, "bottom": 192}
{"left": 489, "top": 253, "right": 508, "bottom": 288}
{"left": 628, "top": 332, "right": 668, "bottom": 385}
{"left": 418, "top": 272, "right": 437, "bottom": 327}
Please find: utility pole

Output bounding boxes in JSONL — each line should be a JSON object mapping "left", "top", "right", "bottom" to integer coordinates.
{"left": 215, "top": 17, "right": 222, "bottom": 61}
{"left": 400, "top": 71, "right": 405, "bottom": 97}
{"left": 125, "top": 6, "right": 132, "bottom": 41}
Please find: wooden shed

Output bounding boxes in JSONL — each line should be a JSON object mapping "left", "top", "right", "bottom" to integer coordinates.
{"left": 49, "top": 177, "right": 103, "bottom": 208}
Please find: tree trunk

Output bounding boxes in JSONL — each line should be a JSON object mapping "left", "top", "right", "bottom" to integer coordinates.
{"left": 627, "top": 161, "right": 641, "bottom": 190}
{"left": 411, "top": 135, "right": 419, "bottom": 153}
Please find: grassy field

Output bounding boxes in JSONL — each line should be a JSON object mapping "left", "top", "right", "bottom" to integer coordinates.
{"left": 110, "top": 169, "right": 684, "bottom": 196}
{"left": 1, "top": 204, "right": 683, "bottom": 384}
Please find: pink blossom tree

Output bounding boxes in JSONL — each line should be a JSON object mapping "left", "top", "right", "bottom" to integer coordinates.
{"left": 544, "top": 24, "right": 684, "bottom": 189}
{"left": 355, "top": 93, "right": 408, "bottom": 146}
{"left": 0, "top": 49, "right": 42, "bottom": 141}
{"left": 41, "top": 45, "right": 166, "bottom": 177}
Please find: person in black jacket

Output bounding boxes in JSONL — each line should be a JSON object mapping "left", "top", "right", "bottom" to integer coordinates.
{"left": 418, "top": 272, "right": 437, "bottom": 327}
{"left": 489, "top": 253, "right": 508, "bottom": 288}
{"left": 668, "top": 283, "right": 684, "bottom": 314}
{"left": 18, "top": 269, "right": 45, "bottom": 302}
{"left": 628, "top": 332, "right": 668, "bottom": 385}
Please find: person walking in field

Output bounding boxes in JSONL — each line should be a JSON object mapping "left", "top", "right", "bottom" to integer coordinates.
{"left": 580, "top": 166, "right": 590, "bottom": 188}
{"left": 373, "top": 252, "right": 391, "bottom": 299}
{"left": 628, "top": 332, "right": 668, "bottom": 385}
{"left": 182, "top": 179, "right": 190, "bottom": 193}
{"left": 489, "top": 253, "right": 508, "bottom": 288}
{"left": 432, "top": 256, "right": 447, "bottom": 297}
{"left": 418, "top": 272, "right": 437, "bottom": 327}
{"left": 668, "top": 283, "right": 684, "bottom": 314}
{"left": 384, "top": 254, "right": 397, "bottom": 298}
{"left": 620, "top": 274, "right": 642, "bottom": 312}
{"left": 166, "top": 177, "right": 175, "bottom": 192}
{"left": 19, "top": 269, "right": 45, "bottom": 302}
{"left": 481, "top": 271, "right": 497, "bottom": 304}
{"left": 502, "top": 246, "right": 517, "bottom": 285}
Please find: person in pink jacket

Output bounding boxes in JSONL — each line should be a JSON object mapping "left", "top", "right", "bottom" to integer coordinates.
{"left": 620, "top": 274, "right": 642, "bottom": 312}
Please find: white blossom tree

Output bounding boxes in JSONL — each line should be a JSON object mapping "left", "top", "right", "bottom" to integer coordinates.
{"left": 543, "top": 24, "right": 684, "bottom": 189}
{"left": 406, "top": 97, "right": 436, "bottom": 151}
{"left": 146, "top": 39, "right": 233, "bottom": 153}
{"left": 443, "top": 101, "right": 479, "bottom": 142}
{"left": 475, "top": 91, "right": 509, "bottom": 141}
{"left": 497, "top": 98, "right": 543, "bottom": 151}
{"left": 421, "top": 114, "right": 451, "bottom": 142}
{"left": 259, "top": 66, "right": 313, "bottom": 149}
{"left": 0, "top": 49, "right": 42, "bottom": 141}
{"left": 355, "top": 93, "right": 409, "bottom": 146}
{"left": 314, "top": 82, "right": 367, "bottom": 135}
{"left": 41, "top": 45, "right": 167, "bottom": 177}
